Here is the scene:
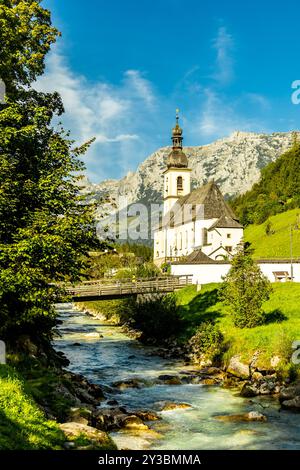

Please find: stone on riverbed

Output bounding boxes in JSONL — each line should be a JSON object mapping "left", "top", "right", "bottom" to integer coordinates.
{"left": 156, "top": 401, "right": 192, "bottom": 411}
{"left": 112, "top": 378, "right": 150, "bottom": 390}
{"left": 227, "top": 356, "right": 250, "bottom": 379}
{"left": 281, "top": 396, "right": 300, "bottom": 411}
{"left": 215, "top": 411, "right": 267, "bottom": 422}
{"left": 134, "top": 410, "right": 161, "bottom": 421}
{"left": 121, "top": 415, "right": 149, "bottom": 430}
{"left": 240, "top": 383, "right": 259, "bottom": 398}
{"left": 157, "top": 374, "right": 182, "bottom": 385}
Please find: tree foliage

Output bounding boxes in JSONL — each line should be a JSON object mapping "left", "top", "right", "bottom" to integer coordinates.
{"left": 0, "top": 1, "right": 99, "bottom": 339}
{"left": 220, "top": 245, "right": 272, "bottom": 328}
{"left": 232, "top": 140, "right": 300, "bottom": 225}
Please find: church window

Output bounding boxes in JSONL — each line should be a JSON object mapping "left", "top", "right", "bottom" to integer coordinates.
{"left": 177, "top": 176, "right": 183, "bottom": 192}
{"left": 180, "top": 232, "right": 183, "bottom": 249}
{"left": 185, "top": 230, "right": 188, "bottom": 248}
{"left": 227, "top": 233, "right": 231, "bottom": 239}
{"left": 226, "top": 246, "right": 232, "bottom": 252}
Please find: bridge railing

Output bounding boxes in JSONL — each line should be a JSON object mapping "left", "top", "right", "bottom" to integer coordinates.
{"left": 63, "top": 275, "right": 193, "bottom": 299}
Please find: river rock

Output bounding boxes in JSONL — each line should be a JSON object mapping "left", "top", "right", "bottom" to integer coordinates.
{"left": 121, "top": 415, "right": 149, "bottom": 430}
{"left": 227, "top": 356, "right": 250, "bottom": 379}
{"left": 59, "top": 422, "right": 114, "bottom": 448}
{"left": 112, "top": 378, "right": 148, "bottom": 390}
{"left": 94, "top": 407, "right": 128, "bottom": 431}
{"left": 157, "top": 375, "right": 182, "bottom": 385}
{"left": 281, "top": 396, "right": 300, "bottom": 411}
{"left": 67, "top": 407, "right": 92, "bottom": 425}
{"left": 134, "top": 410, "right": 161, "bottom": 421}
{"left": 107, "top": 400, "right": 119, "bottom": 406}
{"left": 240, "top": 383, "right": 259, "bottom": 398}
{"left": 259, "top": 381, "right": 276, "bottom": 395}
{"left": 252, "top": 371, "right": 263, "bottom": 381}
{"left": 157, "top": 401, "right": 192, "bottom": 411}
{"left": 279, "top": 381, "right": 300, "bottom": 402}
{"left": 215, "top": 411, "right": 267, "bottom": 422}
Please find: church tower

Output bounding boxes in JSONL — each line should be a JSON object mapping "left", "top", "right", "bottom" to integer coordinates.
{"left": 163, "top": 111, "right": 191, "bottom": 214}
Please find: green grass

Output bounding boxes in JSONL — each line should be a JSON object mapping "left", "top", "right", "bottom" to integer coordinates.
{"left": 0, "top": 365, "right": 65, "bottom": 450}
{"left": 245, "top": 208, "right": 300, "bottom": 259}
{"left": 175, "top": 282, "right": 300, "bottom": 374}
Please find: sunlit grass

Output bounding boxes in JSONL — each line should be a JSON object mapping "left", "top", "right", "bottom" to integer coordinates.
{"left": 245, "top": 208, "right": 300, "bottom": 259}
{"left": 175, "top": 283, "right": 300, "bottom": 373}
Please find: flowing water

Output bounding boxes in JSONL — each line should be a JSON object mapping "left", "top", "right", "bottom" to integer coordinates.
{"left": 53, "top": 303, "right": 300, "bottom": 450}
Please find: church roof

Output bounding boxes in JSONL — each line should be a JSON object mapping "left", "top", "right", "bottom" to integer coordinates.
{"left": 165, "top": 181, "right": 239, "bottom": 228}
{"left": 172, "top": 249, "right": 229, "bottom": 265}
{"left": 208, "top": 215, "right": 243, "bottom": 230}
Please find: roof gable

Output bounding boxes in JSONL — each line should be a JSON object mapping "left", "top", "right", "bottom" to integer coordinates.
{"left": 163, "top": 181, "right": 239, "bottom": 228}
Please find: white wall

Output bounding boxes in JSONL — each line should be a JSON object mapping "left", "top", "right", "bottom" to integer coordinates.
{"left": 171, "top": 262, "right": 300, "bottom": 284}
{"left": 259, "top": 262, "right": 300, "bottom": 282}
{"left": 171, "top": 263, "right": 230, "bottom": 284}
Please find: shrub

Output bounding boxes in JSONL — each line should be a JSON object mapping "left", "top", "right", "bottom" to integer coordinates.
{"left": 188, "top": 322, "right": 223, "bottom": 363}
{"left": 124, "top": 293, "right": 182, "bottom": 340}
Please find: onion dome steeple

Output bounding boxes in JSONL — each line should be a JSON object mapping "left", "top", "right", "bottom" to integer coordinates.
{"left": 167, "top": 110, "right": 188, "bottom": 169}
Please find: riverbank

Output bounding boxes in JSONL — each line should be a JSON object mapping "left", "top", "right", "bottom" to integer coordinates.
{"left": 1, "top": 337, "right": 116, "bottom": 450}
{"left": 76, "top": 282, "right": 300, "bottom": 410}
{"left": 53, "top": 304, "right": 300, "bottom": 449}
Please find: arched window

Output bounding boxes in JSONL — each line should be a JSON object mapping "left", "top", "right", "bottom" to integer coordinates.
{"left": 177, "top": 176, "right": 183, "bottom": 191}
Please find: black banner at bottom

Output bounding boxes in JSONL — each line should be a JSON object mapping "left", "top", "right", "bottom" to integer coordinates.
{"left": 0, "top": 450, "right": 300, "bottom": 467}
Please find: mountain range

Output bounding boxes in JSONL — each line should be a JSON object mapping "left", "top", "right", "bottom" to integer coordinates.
{"left": 78, "top": 131, "right": 297, "bottom": 242}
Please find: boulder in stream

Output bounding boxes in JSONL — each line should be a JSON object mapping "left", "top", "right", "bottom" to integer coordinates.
{"left": 215, "top": 411, "right": 267, "bottom": 422}
{"left": 156, "top": 401, "right": 192, "bottom": 411}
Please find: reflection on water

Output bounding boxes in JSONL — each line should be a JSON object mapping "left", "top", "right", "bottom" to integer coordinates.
{"left": 53, "top": 304, "right": 300, "bottom": 450}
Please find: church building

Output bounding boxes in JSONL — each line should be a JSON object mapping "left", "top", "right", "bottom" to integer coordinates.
{"left": 153, "top": 114, "right": 244, "bottom": 267}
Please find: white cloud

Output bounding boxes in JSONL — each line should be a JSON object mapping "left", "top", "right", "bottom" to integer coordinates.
{"left": 124, "top": 70, "right": 157, "bottom": 110}
{"left": 212, "top": 26, "right": 234, "bottom": 86}
{"left": 34, "top": 51, "right": 157, "bottom": 181}
{"left": 194, "top": 87, "right": 269, "bottom": 140}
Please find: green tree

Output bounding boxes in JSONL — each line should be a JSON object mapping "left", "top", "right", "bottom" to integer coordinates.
{"left": 0, "top": 1, "right": 99, "bottom": 340}
{"left": 231, "top": 138, "right": 300, "bottom": 225}
{"left": 220, "top": 244, "right": 272, "bottom": 328}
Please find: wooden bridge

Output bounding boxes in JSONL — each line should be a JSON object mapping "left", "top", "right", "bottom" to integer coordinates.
{"left": 64, "top": 275, "right": 193, "bottom": 301}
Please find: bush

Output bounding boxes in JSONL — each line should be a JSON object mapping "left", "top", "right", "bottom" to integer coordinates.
{"left": 188, "top": 322, "right": 223, "bottom": 363}
{"left": 124, "top": 293, "right": 182, "bottom": 340}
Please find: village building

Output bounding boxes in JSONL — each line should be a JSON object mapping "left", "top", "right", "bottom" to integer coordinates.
{"left": 153, "top": 114, "right": 244, "bottom": 267}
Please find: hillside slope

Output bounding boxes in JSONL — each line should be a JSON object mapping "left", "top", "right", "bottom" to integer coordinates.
{"left": 244, "top": 209, "right": 300, "bottom": 259}
{"left": 232, "top": 141, "right": 300, "bottom": 225}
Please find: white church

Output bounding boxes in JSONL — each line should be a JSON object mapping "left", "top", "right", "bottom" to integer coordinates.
{"left": 153, "top": 114, "right": 244, "bottom": 267}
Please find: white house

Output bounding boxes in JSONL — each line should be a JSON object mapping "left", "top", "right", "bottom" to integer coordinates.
{"left": 153, "top": 114, "right": 244, "bottom": 267}
{"left": 171, "top": 251, "right": 300, "bottom": 283}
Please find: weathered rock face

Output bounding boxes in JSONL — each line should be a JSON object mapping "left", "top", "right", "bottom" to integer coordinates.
{"left": 80, "top": 131, "right": 296, "bottom": 241}
{"left": 227, "top": 356, "right": 250, "bottom": 379}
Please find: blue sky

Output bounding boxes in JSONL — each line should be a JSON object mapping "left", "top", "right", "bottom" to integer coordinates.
{"left": 36, "top": 0, "right": 300, "bottom": 182}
